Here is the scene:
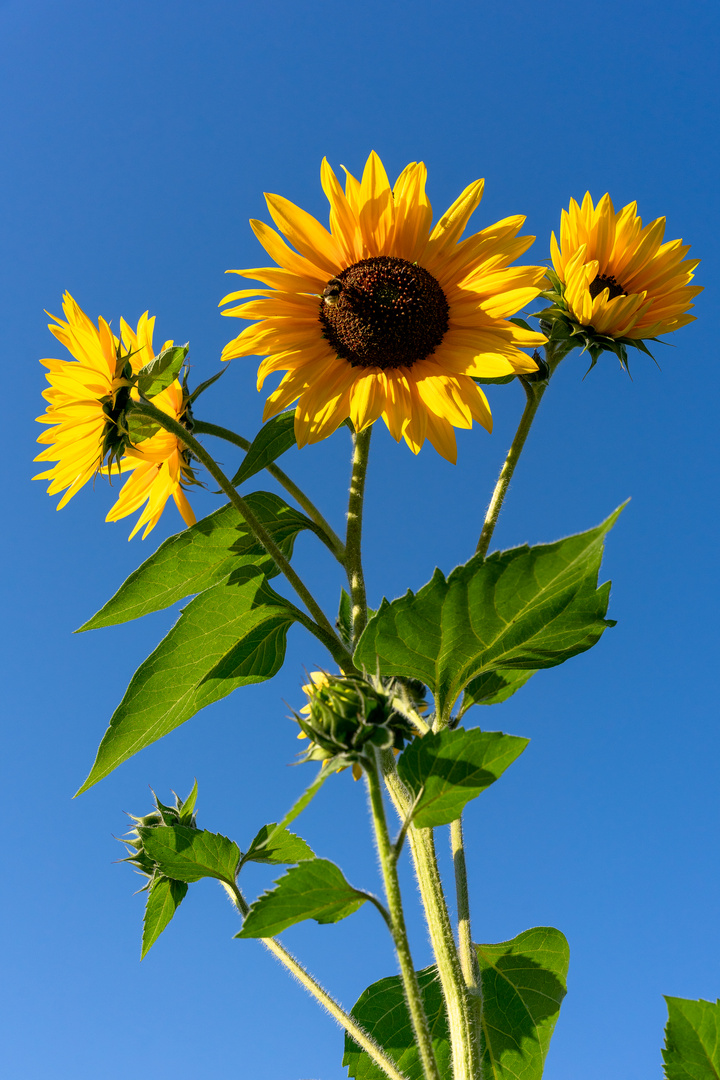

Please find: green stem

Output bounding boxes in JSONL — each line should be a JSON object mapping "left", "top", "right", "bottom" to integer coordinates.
{"left": 223, "top": 881, "right": 409, "bottom": 1080}
{"left": 450, "top": 817, "right": 482, "bottom": 1008}
{"left": 346, "top": 426, "right": 372, "bottom": 648}
{"left": 475, "top": 345, "right": 562, "bottom": 560}
{"left": 131, "top": 400, "right": 355, "bottom": 672}
{"left": 192, "top": 419, "right": 346, "bottom": 562}
{"left": 382, "top": 754, "right": 480, "bottom": 1080}
{"left": 365, "top": 750, "right": 442, "bottom": 1080}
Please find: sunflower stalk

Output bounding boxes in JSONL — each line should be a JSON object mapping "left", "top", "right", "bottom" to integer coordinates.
{"left": 381, "top": 751, "right": 481, "bottom": 1080}
{"left": 345, "top": 425, "right": 372, "bottom": 648}
{"left": 365, "top": 749, "right": 443, "bottom": 1080}
{"left": 222, "top": 880, "right": 410, "bottom": 1080}
{"left": 129, "top": 399, "right": 356, "bottom": 672}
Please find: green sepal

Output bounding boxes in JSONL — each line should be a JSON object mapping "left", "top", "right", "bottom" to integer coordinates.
{"left": 141, "top": 876, "right": 188, "bottom": 959}
{"left": 232, "top": 411, "right": 297, "bottom": 486}
{"left": 397, "top": 728, "right": 528, "bottom": 828}
{"left": 77, "top": 492, "right": 320, "bottom": 630}
{"left": 475, "top": 926, "right": 570, "bottom": 1080}
{"left": 343, "top": 965, "right": 451, "bottom": 1080}
{"left": 355, "top": 506, "right": 623, "bottom": 721}
{"left": 459, "top": 669, "right": 535, "bottom": 712}
{"left": 474, "top": 374, "right": 516, "bottom": 386}
{"left": 236, "top": 858, "right": 367, "bottom": 938}
{"left": 239, "top": 823, "right": 315, "bottom": 869}
{"left": 337, "top": 588, "right": 353, "bottom": 646}
{"left": 187, "top": 366, "right": 227, "bottom": 404}
{"left": 663, "top": 996, "right": 720, "bottom": 1080}
{"left": 138, "top": 825, "right": 241, "bottom": 885}
{"left": 76, "top": 568, "right": 301, "bottom": 793}
{"left": 136, "top": 343, "right": 189, "bottom": 397}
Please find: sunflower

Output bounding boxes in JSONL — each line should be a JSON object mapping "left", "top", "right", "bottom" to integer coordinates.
{"left": 545, "top": 193, "right": 702, "bottom": 363}
{"left": 104, "top": 315, "right": 197, "bottom": 540}
{"left": 35, "top": 293, "right": 196, "bottom": 539}
{"left": 220, "top": 152, "right": 546, "bottom": 462}
{"left": 34, "top": 292, "right": 135, "bottom": 508}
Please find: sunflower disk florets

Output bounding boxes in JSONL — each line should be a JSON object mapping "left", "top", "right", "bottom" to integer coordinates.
{"left": 295, "top": 673, "right": 419, "bottom": 771}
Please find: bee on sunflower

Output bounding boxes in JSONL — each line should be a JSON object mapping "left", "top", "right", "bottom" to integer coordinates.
{"left": 220, "top": 152, "right": 547, "bottom": 463}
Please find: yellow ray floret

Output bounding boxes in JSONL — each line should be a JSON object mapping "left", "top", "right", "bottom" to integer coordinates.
{"left": 550, "top": 193, "right": 702, "bottom": 341}
{"left": 221, "top": 152, "right": 546, "bottom": 463}
{"left": 35, "top": 293, "right": 196, "bottom": 538}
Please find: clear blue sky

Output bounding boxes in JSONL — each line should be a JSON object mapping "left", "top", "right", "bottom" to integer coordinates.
{"left": 2, "top": 1, "right": 718, "bottom": 1077}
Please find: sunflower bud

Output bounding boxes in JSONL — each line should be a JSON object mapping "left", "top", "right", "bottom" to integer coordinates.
{"left": 295, "top": 673, "right": 417, "bottom": 769}
{"left": 120, "top": 782, "right": 198, "bottom": 888}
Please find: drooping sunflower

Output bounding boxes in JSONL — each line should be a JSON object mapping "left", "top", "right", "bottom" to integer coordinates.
{"left": 221, "top": 152, "right": 546, "bottom": 462}
{"left": 34, "top": 292, "right": 135, "bottom": 508}
{"left": 104, "top": 315, "right": 197, "bottom": 540}
{"left": 545, "top": 193, "right": 702, "bottom": 364}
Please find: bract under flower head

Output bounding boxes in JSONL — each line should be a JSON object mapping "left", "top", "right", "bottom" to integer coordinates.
{"left": 221, "top": 152, "right": 546, "bottom": 463}
{"left": 541, "top": 193, "right": 702, "bottom": 368}
{"left": 295, "top": 671, "right": 417, "bottom": 778}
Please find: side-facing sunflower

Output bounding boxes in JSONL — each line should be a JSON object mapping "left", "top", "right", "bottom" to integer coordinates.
{"left": 221, "top": 152, "right": 546, "bottom": 462}
{"left": 35, "top": 294, "right": 196, "bottom": 539}
{"left": 543, "top": 192, "right": 702, "bottom": 366}
{"left": 104, "top": 315, "right": 197, "bottom": 540}
{"left": 34, "top": 292, "right": 135, "bottom": 508}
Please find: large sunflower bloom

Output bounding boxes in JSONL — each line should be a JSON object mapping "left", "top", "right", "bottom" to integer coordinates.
{"left": 221, "top": 152, "right": 546, "bottom": 462}
{"left": 34, "top": 292, "right": 134, "bottom": 507}
{"left": 550, "top": 193, "right": 702, "bottom": 343}
{"left": 104, "top": 315, "right": 197, "bottom": 540}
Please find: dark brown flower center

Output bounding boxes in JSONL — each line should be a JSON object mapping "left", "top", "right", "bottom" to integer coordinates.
{"left": 318, "top": 256, "right": 449, "bottom": 370}
{"left": 588, "top": 273, "right": 626, "bottom": 302}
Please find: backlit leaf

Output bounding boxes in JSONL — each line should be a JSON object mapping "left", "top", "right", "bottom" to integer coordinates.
{"left": 663, "top": 997, "right": 720, "bottom": 1080}
{"left": 236, "top": 858, "right": 367, "bottom": 938}
{"left": 355, "top": 507, "right": 622, "bottom": 720}
{"left": 76, "top": 568, "right": 300, "bottom": 793}
{"left": 79, "top": 492, "right": 319, "bottom": 630}
{"left": 141, "top": 876, "right": 188, "bottom": 959}
{"left": 139, "top": 825, "right": 240, "bottom": 884}
{"left": 232, "top": 411, "right": 297, "bottom": 486}
{"left": 397, "top": 728, "right": 528, "bottom": 828}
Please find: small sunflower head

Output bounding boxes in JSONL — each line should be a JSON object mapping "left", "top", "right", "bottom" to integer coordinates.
{"left": 294, "top": 672, "right": 417, "bottom": 770}
{"left": 538, "top": 193, "right": 701, "bottom": 372}
{"left": 120, "top": 782, "right": 198, "bottom": 889}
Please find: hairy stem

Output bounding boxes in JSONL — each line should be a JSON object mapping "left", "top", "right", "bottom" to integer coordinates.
{"left": 192, "top": 419, "right": 345, "bottom": 562}
{"left": 130, "top": 400, "right": 355, "bottom": 672}
{"left": 223, "top": 882, "right": 409, "bottom": 1080}
{"left": 382, "top": 753, "right": 480, "bottom": 1080}
{"left": 346, "top": 426, "right": 372, "bottom": 648}
{"left": 476, "top": 358, "right": 556, "bottom": 559}
{"left": 365, "top": 750, "right": 442, "bottom": 1080}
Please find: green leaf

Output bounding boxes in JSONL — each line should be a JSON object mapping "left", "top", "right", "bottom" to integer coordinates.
{"left": 663, "top": 997, "right": 720, "bottom": 1080}
{"left": 232, "top": 411, "right": 297, "bottom": 486}
{"left": 475, "top": 926, "right": 569, "bottom": 1080}
{"left": 141, "top": 876, "right": 188, "bottom": 959}
{"left": 460, "top": 669, "right": 535, "bottom": 712}
{"left": 136, "top": 343, "right": 189, "bottom": 397}
{"left": 240, "top": 823, "right": 315, "bottom": 867}
{"left": 474, "top": 374, "right": 517, "bottom": 385}
{"left": 397, "top": 728, "right": 529, "bottom": 828}
{"left": 355, "top": 506, "right": 623, "bottom": 720}
{"left": 236, "top": 858, "right": 367, "bottom": 938}
{"left": 126, "top": 412, "right": 162, "bottom": 443}
{"left": 343, "top": 965, "right": 451, "bottom": 1080}
{"left": 139, "top": 825, "right": 240, "bottom": 884}
{"left": 78, "top": 492, "right": 318, "bottom": 630}
{"left": 76, "top": 568, "right": 300, "bottom": 793}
